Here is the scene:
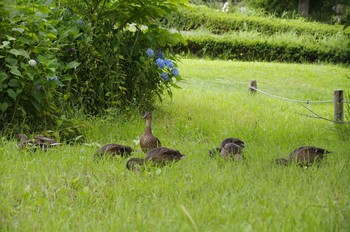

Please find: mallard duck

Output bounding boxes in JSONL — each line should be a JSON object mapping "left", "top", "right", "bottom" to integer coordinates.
{"left": 220, "top": 142, "right": 244, "bottom": 161}
{"left": 126, "top": 147, "right": 185, "bottom": 171}
{"left": 208, "top": 137, "right": 245, "bottom": 158}
{"left": 140, "top": 111, "right": 162, "bottom": 153}
{"left": 275, "top": 146, "right": 331, "bottom": 166}
{"left": 94, "top": 144, "right": 133, "bottom": 159}
{"left": 16, "top": 133, "right": 61, "bottom": 150}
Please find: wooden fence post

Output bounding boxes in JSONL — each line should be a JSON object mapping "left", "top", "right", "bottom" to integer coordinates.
{"left": 249, "top": 80, "right": 257, "bottom": 93}
{"left": 334, "top": 90, "right": 343, "bottom": 123}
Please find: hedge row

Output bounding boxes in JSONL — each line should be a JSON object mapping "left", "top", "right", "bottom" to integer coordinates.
{"left": 173, "top": 32, "right": 350, "bottom": 64}
{"left": 161, "top": 5, "right": 350, "bottom": 38}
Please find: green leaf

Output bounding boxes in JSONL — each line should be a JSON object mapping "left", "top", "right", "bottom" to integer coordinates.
{"left": 38, "top": 5, "right": 51, "bottom": 14}
{"left": 9, "top": 66, "right": 22, "bottom": 77}
{"left": 9, "top": 49, "right": 29, "bottom": 58}
{"left": 47, "top": 33, "right": 57, "bottom": 39}
{"left": 66, "top": 61, "right": 80, "bottom": 69}
{"left": 7, "top": 89, "right": 17, "bottom": 100}
{"left": 0, "top": 103, "right": 9, "bottom": 112}
{"left": 0, "top": 41, "right": 10, "bottom": 49}
{"left": 0, "top": 71, "right": 8, "bottom": 84}
{"left": 12, "top": 27, "right": 25, "bottom": 33}
{"left": 8, "top": 79, "right": 20, "bottom": 87}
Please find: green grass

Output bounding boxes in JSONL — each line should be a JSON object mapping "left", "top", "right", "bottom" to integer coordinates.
{"left": 1, "top": 59, "right": 350, "bottom": 231}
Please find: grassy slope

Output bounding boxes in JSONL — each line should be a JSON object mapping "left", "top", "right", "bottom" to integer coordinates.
{"left": 1, "top": 59, "right": 350, "bottom": 231}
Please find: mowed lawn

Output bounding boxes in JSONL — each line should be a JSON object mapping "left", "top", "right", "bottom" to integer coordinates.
{"left": 1, "top": 59, "right": 350, "bottom": 231}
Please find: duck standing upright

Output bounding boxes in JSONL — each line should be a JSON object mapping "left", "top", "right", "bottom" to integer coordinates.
{"left": 275, "top": 146, "right": 331, "bottom": 166}
{"left": 140, "top": 111, "right": 162, "bottom": 153}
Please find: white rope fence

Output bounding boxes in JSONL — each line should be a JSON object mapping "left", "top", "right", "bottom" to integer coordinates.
{"left": 248, "top": 80, "right": 349, "bottom": 123}
{"left": 249, "top": 87, "right": 335, "bottom": 104}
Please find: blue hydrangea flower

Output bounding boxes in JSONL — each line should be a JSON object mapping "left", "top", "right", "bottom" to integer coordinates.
{"left": 156, "top": 58, "right": 165, "bottom": 69}
{"left": 156, "top": 51, "right": 164, "bottom": 59}
{"left": 160, "top": 72, "right": 169, "bottom": 81}
{"left": 47, "top": 75, "right": 58, "bottom": 81}
{"left": 164, "top": 59, "right": 174, "bottom": 69}
{"left": 171, "top": 68, "right": 179, "bottom": 76}
{"left": 146, "top": 48, "right": 154, "bottom": 57}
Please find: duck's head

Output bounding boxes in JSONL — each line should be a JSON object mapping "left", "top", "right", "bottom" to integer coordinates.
{"left": 275, "top": 158, "right": 289, "bottom": 166}
{"left": 16, "top": 133, "right": 28, "bottom": 141}
{"left": 142, "top": 111, "right": 152, "bottom": 120}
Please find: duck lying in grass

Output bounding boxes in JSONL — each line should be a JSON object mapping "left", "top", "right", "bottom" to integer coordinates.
{"left": 208, "top": 137, "right": 245, "bottom": 160}
{"left": 16, "top": 133, "right": 62, "bottom": 150}
{"left": 126, "top": 147, "right": 185, "bottom": 171}
{"left": 140, "top": 111, "right": 162, "bottom": 153}
{"left": 220, "top": 142, "right": 245, "bottom": 161}
{"left": 94, "top": 144, "right": 133, "bottom": 160}
{"left": 275, "top": 146, "right": 331, "bottom": 166}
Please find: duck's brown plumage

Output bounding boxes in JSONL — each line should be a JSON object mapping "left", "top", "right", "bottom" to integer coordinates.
{"left": 94, "top": 144, "right": 133, "bottom": 158}
{"left": 220, "top": 142, "right": 244, "bottom": 161}
{"left": 16, "top": 133, "right": 61, "bottom": 150}
{"left": 140, "top": 112, "right": 161, "bottom": 153}
{"left": 275, "top": 146, "right": 331, "bottom": 166}
{"left": 209, "top": 137, "right": 245, "bottom": 158}
{"left": 126, "top": 147, "right": 185, "bottom": 171}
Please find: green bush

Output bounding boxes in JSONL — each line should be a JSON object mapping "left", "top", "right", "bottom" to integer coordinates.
{"left": 160, "top": 5, "right": 350, "bottom": 37}
{"left": 174, "top": 31, "right": 350, "bottom": 63}
{"left": 0, "top": 0, "right": 186, "bottom": 135}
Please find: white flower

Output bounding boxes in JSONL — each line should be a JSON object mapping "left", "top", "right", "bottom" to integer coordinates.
{"left": 126, "top": 23, "right": 137, "bottom": 32}
{"left": 28, "top": 59, "right": 37, "bottom": 66}
{"left": 140, "top": 25, "right": 148, "bottom": 32}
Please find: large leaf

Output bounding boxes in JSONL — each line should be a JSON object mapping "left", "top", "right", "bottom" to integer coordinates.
{"left": 66, "top": 61, "right": 80, "bottom": 69}
{"left": 0, "top": 103, "right": 9, "bottom": 112}
{"left": 7, "top": 89, "right": 17, "bottom": 100}
{"left": 0, "top": 71, "right": 8, "bottom": 84}
{"left": 9, "top": 49, "right": 29, "bottom": 58}
{"left": 9, "top": 66, "right": 22, "bottom": 77}
{"left": 12, "top": 27, "right": 25, "bottom": 33}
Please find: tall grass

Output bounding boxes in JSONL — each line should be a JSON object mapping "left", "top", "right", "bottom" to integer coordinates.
{"left": 1, "top": 59, "right": 349, "bottom": 231}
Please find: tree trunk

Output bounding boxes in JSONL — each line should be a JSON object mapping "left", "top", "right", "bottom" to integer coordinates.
{"left": 298, "top": 0, "right": 310, "bottom": 17}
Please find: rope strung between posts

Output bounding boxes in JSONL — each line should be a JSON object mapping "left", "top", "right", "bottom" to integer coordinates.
{"left": 249, "top": 86, "right": 347, "bottom": 104}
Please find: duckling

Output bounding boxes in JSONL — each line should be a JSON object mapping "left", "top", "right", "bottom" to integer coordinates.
{"left": 140, "top": 111, "right": 162, "bottom": 153}
{"left": 220, "top": 142, "right": 244, "bottom": 161}
{"left": 208, "top": 137, "right": 245, "bottom": 158}
{"left": 275, "top": 146, "right": 331, "bottom": 166}
{"left": 126, "top": 147, "right": 185, "bottom": 171}
{"left": 94, "top": 144, "right": 133, "bottom": 159}
{"left": 16, "top": 133, "right": 62, "bottom": 150}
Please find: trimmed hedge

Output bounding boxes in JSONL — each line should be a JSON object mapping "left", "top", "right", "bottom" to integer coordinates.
{"left": 174, "top": 32, "right": 350, "bottom": 63}
{"left": 161, "top": 5, "right": 350, "bottom": 37}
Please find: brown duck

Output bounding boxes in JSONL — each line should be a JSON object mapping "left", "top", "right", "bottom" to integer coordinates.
{"left": 126, "top": 147, "right": 185, "bottom": 171}
{"left": 140, "top": 111, "right": 162, "bottom": 153}
{"left": 94, "top": 144, "right": 133, "bottom": 159}
{"left": 220, "top": 142, "right": 244, "bottom": 161}
{"left": 16, "top": 133, "right": 61, "bottom": 150}
{"left": 275, "top": 146, "right": 331, "bottom": 166}
{"left": 208, "top": 137, "right": 245, "bottom": 158}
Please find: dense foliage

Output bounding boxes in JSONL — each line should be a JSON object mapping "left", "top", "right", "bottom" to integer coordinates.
{"left": 0, "top": 0, "right": 185, "bottom": 134}
{"left": 161, "top": 6, "right": 350, "bottom": 63}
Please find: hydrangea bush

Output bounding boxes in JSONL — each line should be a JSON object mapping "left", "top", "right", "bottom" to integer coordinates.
{"left": 0, "top": 0, "right": 186, "bottom": 133}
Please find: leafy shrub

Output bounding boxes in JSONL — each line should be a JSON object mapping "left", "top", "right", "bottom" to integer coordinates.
{"left": 174, "top": 31, "right": 350, "bottom": 63}
{"left": 0, "top": 2, "right": 79, "bottom": 132}
{"left": 160, "top": 5, "right": 350, "bottom": 37}
{"left": 0, "top": 0, "right": 186, "bottom": 135}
